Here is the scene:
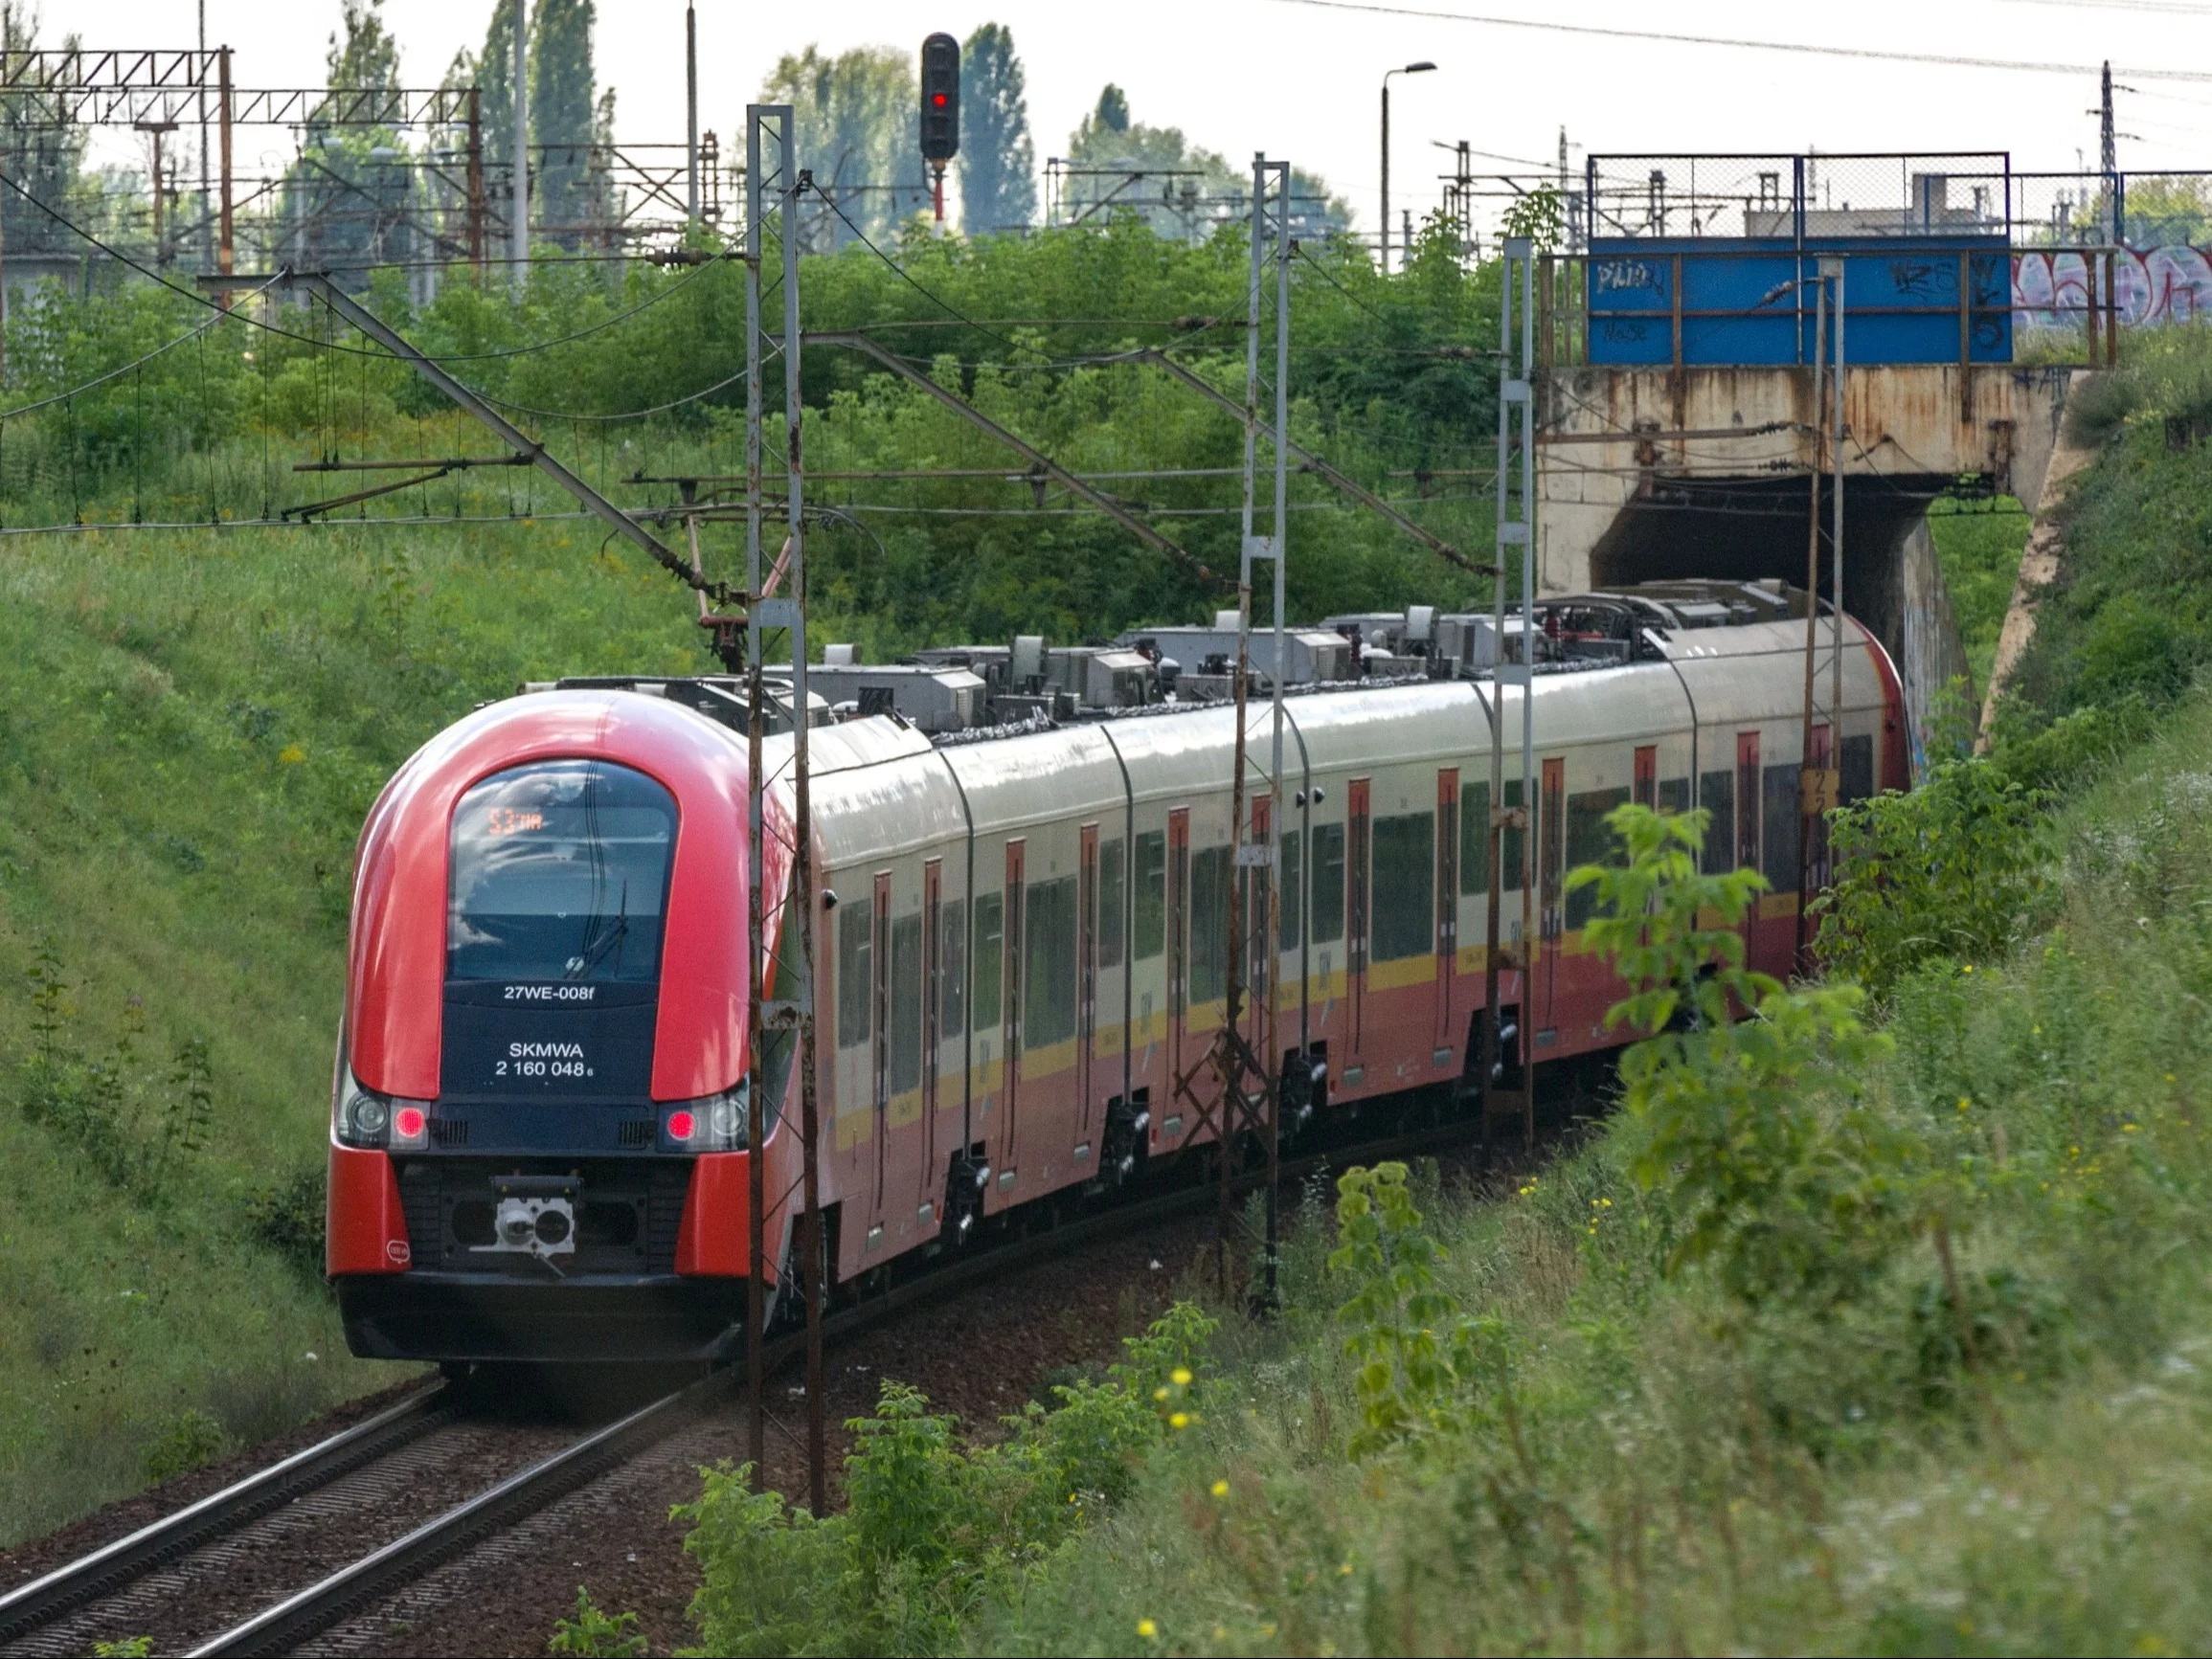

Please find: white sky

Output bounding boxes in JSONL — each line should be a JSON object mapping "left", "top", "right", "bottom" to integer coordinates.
{"left": 43, "top": 0, "right": 2212, "bottom": 230}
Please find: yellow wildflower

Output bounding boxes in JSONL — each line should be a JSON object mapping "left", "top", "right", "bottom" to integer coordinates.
{"left": 1211, "top": 1479, "right": 1230, "bottom": 1496}
{"left": 278, "top": 744, "right": 305, "bottom": 765}
{"left": 1171, "top": 1366, "right": 1192, "bottom": 1386}
{"left": 1169, "top": 1412, "right": 1189, "bottom": 1429}
{"left": 1138, "top": 1618, "right": 1158, "bottom": 1640}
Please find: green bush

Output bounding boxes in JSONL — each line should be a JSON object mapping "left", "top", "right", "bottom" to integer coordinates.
{"left": 676, "top": 1303, "right": 1215, "bottom": 1656}
{"left": 142, "top": 1406, "right": 229, "bottom": 1483}
{"left": 243, "top": 1169, "right": 327, "bottom": 1284}
{"left": 1575, "top": 805, "right": 1905, "bottom": 1315}
{"left": 1811, "top": 758, "right": 2053, "bottom": 1003}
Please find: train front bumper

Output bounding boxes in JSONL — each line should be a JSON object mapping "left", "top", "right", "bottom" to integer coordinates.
{"left": 335, "top": 1271, "right": 752, "bottom": 1363}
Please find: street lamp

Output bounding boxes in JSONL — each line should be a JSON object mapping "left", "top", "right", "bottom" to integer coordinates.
{"left": 1381, "top": 60, "right": 1436, "bottom": 274}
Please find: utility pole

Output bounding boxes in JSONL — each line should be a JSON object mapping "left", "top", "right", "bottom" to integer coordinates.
{"left": 512, "top": 0, "right": 529, "bottom": 280}
{"left": 1216, "top": 152, "right": 1289, "bottom": 1311}
{"left": 743, "top": 101, "right": 827, "bottom": 1520}
{"left": 216, "top": 45, "right": 233, "bottom": 303}
{"left": 198, "top": 2, "right": 210, "bottom": 268}
{"left": 1483, "top": 238, "right": 1537, "bottom": 1155}
{"left": 466, "top": 87, "right": 485, "bottom": 273}
{"left": 685, "top": 3, "right": 698, "bottom": 227}
{"left": 135, "top": 120, "right": 179, "bottom": 263}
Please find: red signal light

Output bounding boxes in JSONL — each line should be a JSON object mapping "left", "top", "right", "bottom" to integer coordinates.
{"left": 933, "top": 92, "right": 947, "bottom": 106}
{"left": 666, "top": 1109, "right": 696, "bottom": 1141}
{"left": 394, "top": 1106, "right": 427, "bottom": 1138}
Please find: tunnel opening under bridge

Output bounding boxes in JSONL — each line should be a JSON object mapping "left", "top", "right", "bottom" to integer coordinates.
{"left": 1583, "top": 471, "right": 1975, "bottom": 766}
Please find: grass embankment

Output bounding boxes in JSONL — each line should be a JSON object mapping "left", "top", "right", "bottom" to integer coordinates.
{"left": 0, "top": 515, "right": 713, "bottom": 1545}
{"left": 1927, "top": 497, "right": 2030, "bottom": 696}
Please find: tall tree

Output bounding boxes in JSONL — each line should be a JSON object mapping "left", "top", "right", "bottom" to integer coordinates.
{"left": 465, "top": 0, "right": 520, "bottom": 168}
{"left": 759, "top": 45, "right": 927, "bottom": 248}
{"left": 322, "top": 0, "right": 400, "bottom": 94}
{"left": 1063, "top": 82, "right": 1347, "bottom": 241}
{"left": 957, "top": 24, "right": 1036, "bottom": 235}
{"left": 287, "top": 0, "right": 417, "bottom": 284}
{"left": 530, "top": 0, "right": 601, "bottom": 245}
{"left": 0, "top": 8, "right": 89, "bottom": 262}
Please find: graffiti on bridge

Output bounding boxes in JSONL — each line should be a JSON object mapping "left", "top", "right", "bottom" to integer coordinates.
{"left": 2014, "top": 247, "right": 2212, "bottom": 332}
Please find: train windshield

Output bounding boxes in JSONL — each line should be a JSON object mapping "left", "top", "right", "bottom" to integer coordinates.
{"left": 447, "top": 760, "right": 676, "bottom": 983}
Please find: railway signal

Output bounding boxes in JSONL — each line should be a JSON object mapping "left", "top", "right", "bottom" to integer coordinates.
{"left": 919, "top": 32, "right": 959, "bottom": 227}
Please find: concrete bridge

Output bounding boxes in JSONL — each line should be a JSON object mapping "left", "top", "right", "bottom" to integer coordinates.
{"left": 1540, "top": 361, "right": 2073, "bottom": 751}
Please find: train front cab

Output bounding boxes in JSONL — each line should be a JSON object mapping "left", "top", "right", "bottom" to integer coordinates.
{"left": 327, "top": 693, "right": 796, "bottom": 1364}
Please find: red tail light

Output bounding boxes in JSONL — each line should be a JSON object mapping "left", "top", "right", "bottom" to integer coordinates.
{"left": 666, "top": 1109, "right": 696, "bottom": 1142}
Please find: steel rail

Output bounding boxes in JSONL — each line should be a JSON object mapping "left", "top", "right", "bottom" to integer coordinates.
{"left": 0, "top": 1384, "right": 454, "bottom": 1646}
{"left": 98, "top": 1105, "right": 1506, "bottom": 1657}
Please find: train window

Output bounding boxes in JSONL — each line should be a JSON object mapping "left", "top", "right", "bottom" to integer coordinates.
{"left": 1279, "top": 829, "right": 1302, "bottom": 951}
{"left": 891, "top": 913, "right": 923, "bottom": 1096}
{"left": 1099, "top": 839, "right": 1126, "bottom": 968}
{"left": 1025, "top": 876, "right": 1078, "bottom": 1047}
{"left": 1311, "top": 822, "right": 1345, "bottom": 944}
{"left": 836, "top": 904, "right": 872, "bottom": 1050}
{"left": 1566, "top": 787, "right": 1632, "bottom": 930}
{"left": 447, "top": 760, "right": 674, "bottom": 983}
{"left": 1370, "top": 813, "right": 1434, "bottom": 963}
{"left": 941, "top": 902, "right": 965, "bottom": 1040}
{"left": 972, "top": 893, "right": 1004, "bottom": 1033}
{"left": 1840, "top": 733, "right": 1875, "bottom": 804}
{"left": 1659, "top": 777, "right": 1691, "bottom": 815}
{"left": 1698, "top": 771, "right": 1734, "bottom": 874}
{"left": 1459, "top": 780, "right": 1489, "bottom": 895}
{"left": 1501, "top": 778, "right": 1527, "bottom": 891}
{"left": 1189, "top": 845, "right": 1232, "bottom": 1005}
{"left": 1133, "top": 831, "right": 1166, "bottom": 961}
{"left": 1763, "top": 763, "right": 1802, "bottom": 895}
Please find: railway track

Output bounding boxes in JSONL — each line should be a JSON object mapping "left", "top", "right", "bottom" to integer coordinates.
{"left": 2, "top": 1107, "right": 1524, "bottom": 1658}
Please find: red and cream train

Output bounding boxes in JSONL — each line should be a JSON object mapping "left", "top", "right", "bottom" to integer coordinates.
{"left": 327, "top": 589, "right": 1907, "bottom": 1361}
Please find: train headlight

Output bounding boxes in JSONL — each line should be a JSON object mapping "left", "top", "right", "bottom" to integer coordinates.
{"left": 336, "top": 1072, "right": 434, "bottom": 1150}
{"left": 350, "top": 1093, "right": 389, "bottom": 1139}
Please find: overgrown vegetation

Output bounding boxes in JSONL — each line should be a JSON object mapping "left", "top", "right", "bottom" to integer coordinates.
{"left": 2001, "top": 322, "right": 2212, "bottom": 734}
{"left": 650, "top": 334, "right": 2212, "bottom": 1654}
{"left": 0, "top": 214, "right": 1501, "bottom": 658}
{"left": 677, "top": 1305, "right": 1213, "bottom": 1655}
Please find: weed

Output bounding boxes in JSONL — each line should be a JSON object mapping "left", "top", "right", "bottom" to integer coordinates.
{"left": 548, "top": 1587, "right": 644, "bottom": 1657}
{"left": 142, "top": 1407, "right": 229, "bottom": 1483}
{"left": 244, "top": 1168, "right": 327, "bottom": 1284}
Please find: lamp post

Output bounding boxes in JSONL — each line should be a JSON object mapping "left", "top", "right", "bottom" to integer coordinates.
{"left": 1380, "top": 60, "right": 1435, "bottom": 273}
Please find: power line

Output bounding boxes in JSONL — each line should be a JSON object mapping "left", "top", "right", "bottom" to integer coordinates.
{"left": 1259, "top": 0, "right": 2212, "bottom": 82}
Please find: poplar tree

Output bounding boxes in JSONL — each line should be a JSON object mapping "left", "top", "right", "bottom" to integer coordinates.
{"left": 957, "top": 24, "right": 1036, "bottom": 236}
{"left": 758, "top": 46, "right": 927, "bottom": 247}
{"left": 530, "top": 0, "right": 601, "bottom": 245}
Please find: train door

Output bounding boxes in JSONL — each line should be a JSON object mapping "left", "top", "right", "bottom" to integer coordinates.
{"left": 1434, "top": 769, "right": 1457, "bottom": 1058}
{"left": 1078, "top": 823, "right": 1098, "bottom": 1134}
{"left": 923, "top": 858, "right": 942, "bottom": 1201}
{"left": 1167, "top": 808, "right": 1189, "bottom": 1113}
{"left": 1002, "top": 840, "right": 1026, "bottom": 1184}
{"left": 1806, "top": 723, "right": 1833, "bottom": 893}
{"left": 870, "top": 872, "right": 892, "bottom": 1216}
{"left": 1735, "top": 731, "right": 1762, "bottom": 966}
{"left": 1539, "top": 757, "right": 1565, "bottom": 1034}
{"left": 1347, "top": 778, "right": 1371, "bottom": 1058}
{"left": 1244, "top": 795, "right": 1272, "bottom": 1053}
{"left": 1634, "top": 746, "right": 1657, "bottom": 810}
